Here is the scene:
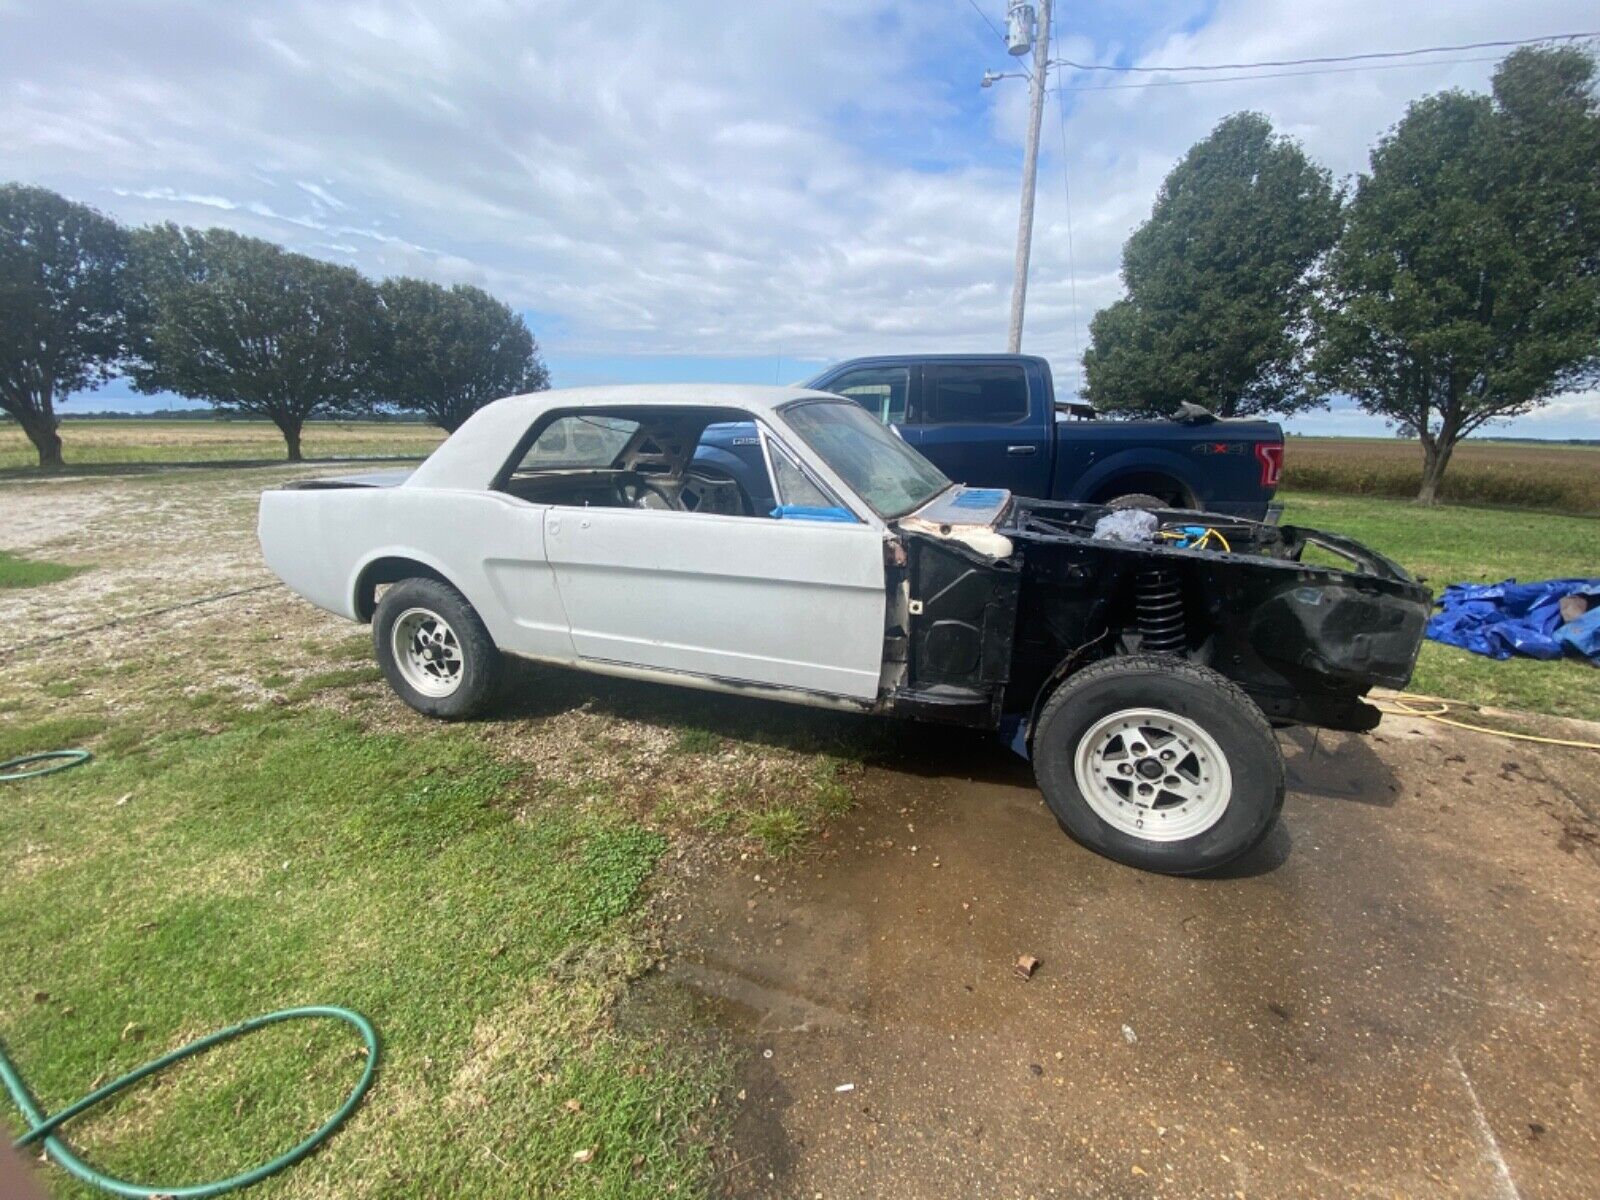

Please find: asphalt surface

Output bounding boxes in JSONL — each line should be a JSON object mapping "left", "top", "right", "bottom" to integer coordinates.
{"left": 657, "top": 711, "right": 1600, "bottom": 1199}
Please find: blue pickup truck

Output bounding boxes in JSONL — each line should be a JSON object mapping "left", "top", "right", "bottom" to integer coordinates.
{"left": 694, "top": 354, "right": 1284, "bottom": 520}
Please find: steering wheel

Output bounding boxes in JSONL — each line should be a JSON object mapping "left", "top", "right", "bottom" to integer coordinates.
{"left": 618, "top": 477, "right": 677, "bottom": 510}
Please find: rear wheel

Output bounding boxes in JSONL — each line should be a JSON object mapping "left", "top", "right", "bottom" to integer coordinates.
{"left": 1032, "top": 654, "right": 1283, "bottom": 874}
{"left": 374, "top": 578, "right": 502, "bottom": 719}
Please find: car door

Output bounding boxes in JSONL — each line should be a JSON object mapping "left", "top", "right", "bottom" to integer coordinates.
{"left": 541, "top": 423, "right": 887, "bottom": 701}
{"left": 913, "top": 360, "right": 1052, "bottom": 496}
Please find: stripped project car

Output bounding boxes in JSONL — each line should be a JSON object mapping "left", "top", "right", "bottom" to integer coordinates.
{"left": 260, "top": 385, "right": 1430, "bottom": 874}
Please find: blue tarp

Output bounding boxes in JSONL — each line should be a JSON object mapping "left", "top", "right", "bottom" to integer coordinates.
{"left": 1426, "top": 578, "right": 1600, "bottom": 662}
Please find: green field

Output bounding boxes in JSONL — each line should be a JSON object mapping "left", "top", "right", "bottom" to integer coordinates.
{"left": 0, "top": 418, "right": 444, "bottom": 471}
{"left": 1281, "top": 492, "right": 1597, "bottom": 720}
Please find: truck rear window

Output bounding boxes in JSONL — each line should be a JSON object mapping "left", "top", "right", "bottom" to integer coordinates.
{"left": 923, "top": 364, "right": 1029, "bottom": 425}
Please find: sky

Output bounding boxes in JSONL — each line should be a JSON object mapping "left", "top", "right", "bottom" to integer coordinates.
{"left": 3, "top": 0, "right": 1597, "bottom": 439}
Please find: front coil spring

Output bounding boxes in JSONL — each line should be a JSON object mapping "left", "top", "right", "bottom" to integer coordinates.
{"left": 1136, "top": 568, "right": 1186, "bottom": 653}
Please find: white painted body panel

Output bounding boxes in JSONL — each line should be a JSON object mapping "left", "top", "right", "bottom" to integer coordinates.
{"left": 258, "top": 385, "right": 901, "bottom": 705}
{"left": 544, "top": 506, "right": 885, "bottom": 699}
{"left": 258, "top": 487, "right": 573, "bottom": 661}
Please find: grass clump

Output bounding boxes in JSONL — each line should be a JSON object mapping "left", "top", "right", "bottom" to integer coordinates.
{"left": 0, "top": 549, "right": 81, "bottom": 589}
{"left": 284, "top": 664, "right": 383, "bottom": 700}
{"left": 746, "top": 805, "right": 811, "bottom": 857}
{"left": 669, "top": 727, "right": 721, "bottom": 755}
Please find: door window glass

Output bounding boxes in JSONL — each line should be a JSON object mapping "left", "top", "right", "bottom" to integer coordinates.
{"left": 923, "top": 364, "right": 1028, "bottom": 425}
{"left": 770, "top": 442, "right": 834, "bottom": 509}
{"left": 828, "top": 367, "right": 911, "bottom": 426}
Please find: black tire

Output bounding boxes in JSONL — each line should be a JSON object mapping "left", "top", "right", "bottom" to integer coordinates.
{"left": 373, "top": 577, "right": 502, "bottom": 720}
{"left": 1032, "top": 654, "right": 1284, "bottom": 875}
{"left": 1105, "top": 492, "right": 1167, "bottom": 511}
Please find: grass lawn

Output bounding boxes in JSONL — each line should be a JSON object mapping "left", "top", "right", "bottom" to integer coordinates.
{"left": 0, "top": 466, "right": 886, "bottom": 1198}
{"left": 1281, "top": 492, "right": 1599, "bottom": 720}
{"left": 0, "top": 701, "right": 726, "bottom": 1198}
{"left": 0, "top": 551, "right": 81, "bottom": 589}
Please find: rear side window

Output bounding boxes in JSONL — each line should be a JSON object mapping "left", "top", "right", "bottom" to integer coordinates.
{"left": 828, "top": 367, "right": 911, "bottom": 426}
{"left": 514, "top": 415, "right": 638, "bottom": 470}
{"left": 922, "top": 363, "right": 1029, "bottom": 425}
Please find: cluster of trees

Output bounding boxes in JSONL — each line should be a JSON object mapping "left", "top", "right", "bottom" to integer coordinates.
{"left": 1, "top": 190, "right": 548, "bottom": 467}
{"left": 1083, "top": 46, "right": 1600, "bottom": 502}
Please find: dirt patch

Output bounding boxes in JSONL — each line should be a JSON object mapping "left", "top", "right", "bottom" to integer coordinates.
{"left": 661, "top": 718, "right": 1600, "bottom": 1198}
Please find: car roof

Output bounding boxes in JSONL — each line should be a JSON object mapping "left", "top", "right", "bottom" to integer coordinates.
{"left": 406, "top": 384, "right": 844, "bottom": 491}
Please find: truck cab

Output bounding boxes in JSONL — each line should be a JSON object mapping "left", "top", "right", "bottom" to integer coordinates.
{"left": 695, "top": 354, "right": 1283, "bottom": 519}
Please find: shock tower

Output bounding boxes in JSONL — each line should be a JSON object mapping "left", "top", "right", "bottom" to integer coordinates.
{"left": 1135, "top": 568, "right": 1185, "bottom": 653}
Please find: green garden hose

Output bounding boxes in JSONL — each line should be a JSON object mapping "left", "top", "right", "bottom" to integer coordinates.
{"left": 0, "top": 750, "right": 92, "bottom": 781}
{"left": 3, "top": 753, "right": 379, "bottom": 1195}
{"left": 2, "top": 1006, "right": 378, "bottom": 1198}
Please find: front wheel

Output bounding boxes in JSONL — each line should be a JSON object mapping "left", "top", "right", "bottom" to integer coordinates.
{"left": 373, "top": 578, "right": 502, "bottom": 719}
{"left": 1032, "top": 654, "right": 1284, "bottom": 875}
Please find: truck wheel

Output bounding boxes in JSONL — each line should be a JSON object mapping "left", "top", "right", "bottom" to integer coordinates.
{"left": 1032, "top": 654, "right": 1284, "bottom": 875}
{"left": 374, "top": 578, "right": 502, "bottom": 720}
{"left": 1105, "top": 492, "right": 1166, "bottom": 511}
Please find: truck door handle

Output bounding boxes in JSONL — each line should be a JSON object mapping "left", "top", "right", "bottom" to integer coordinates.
{"left": 1007, "top": 444, "right": 1038, "bottom": 456}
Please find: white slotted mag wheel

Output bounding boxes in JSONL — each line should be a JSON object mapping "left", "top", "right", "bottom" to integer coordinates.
{"left": 1073, "top": 706, "right": 1232, "bottom": 841}
{"left": 391, "top": 607, "right": 464, "bottom": 697}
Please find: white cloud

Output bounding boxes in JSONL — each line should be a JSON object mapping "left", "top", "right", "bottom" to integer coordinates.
{"left": 2, "top": 0, "right": 1596, "bottom": 438}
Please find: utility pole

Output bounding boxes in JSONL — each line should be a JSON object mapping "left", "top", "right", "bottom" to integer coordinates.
{"left": 1006, "top": 0, "right": 1051, "bottom": 352}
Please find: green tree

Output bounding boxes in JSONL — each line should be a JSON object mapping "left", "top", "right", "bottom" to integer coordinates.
{"left": 130, "top": 226, "right": 385, "bottom": 461}
{"left": 0, "top": 184, "right": 129, "bottom": 468}
{"left": 376, "top": 277, "right": 549, "bottom": 431}
{"left": 1313, "top": 47, "right": 1600, "bottom": 503}
{"left": 1082, "top": 113, "right": 1341, "bottom": 418}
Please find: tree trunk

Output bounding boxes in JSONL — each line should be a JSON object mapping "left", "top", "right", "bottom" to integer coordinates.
{"left": 1416, "top": 437, "right": 1454, "bottom": 505}
{"left": 279, "top": 418, "right": 304, "bottom": 463}
{"left": 15, "top": 407, "right": 65, "bottom": 470}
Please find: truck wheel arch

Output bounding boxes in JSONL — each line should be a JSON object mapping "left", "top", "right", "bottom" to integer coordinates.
{"left": 353, "top": 555, "right": 458, "bottom": 623}
{"left": 1070, "top": 447, "right": 1202, "bottom": 509}
{"left": 1089, "top": 472, "right": 1194, "bottom": 509}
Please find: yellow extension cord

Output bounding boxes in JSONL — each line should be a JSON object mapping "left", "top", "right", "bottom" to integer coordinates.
{"left": 1375, "top": 692, "right": 1600, "bottom": 751}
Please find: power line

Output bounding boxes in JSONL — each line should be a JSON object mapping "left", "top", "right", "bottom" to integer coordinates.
{"left": 1051, "top": 30, "right": 1599, "bottom": 74}
{"left": 963, "top": 0, "right": 1007, "bottom": 47}
{"left": 1057, "top": 54, "right": 1508, "bottom": 93}
{"left": 965, "top": 0, "right": 1031, "bottom": 81}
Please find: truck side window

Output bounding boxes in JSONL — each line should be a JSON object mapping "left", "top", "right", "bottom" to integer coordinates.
{"left": 827, "top": 367, "right": 910, "bottom": 426}
{"left": 923, "top": 364, "right": 1029, "bottom": 425}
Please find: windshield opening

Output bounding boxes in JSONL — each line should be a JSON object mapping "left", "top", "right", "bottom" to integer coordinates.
{"left": 782, "top": 400, "right": 950, "bottom": 519}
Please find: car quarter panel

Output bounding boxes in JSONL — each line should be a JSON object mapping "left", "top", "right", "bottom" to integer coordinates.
{"left": 258, "top": 486, "right": 572, "bottom": 661}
